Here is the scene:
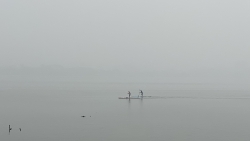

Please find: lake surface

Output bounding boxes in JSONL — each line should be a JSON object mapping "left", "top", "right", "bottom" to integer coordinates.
{"left": 1, "top": 81, "right": 250, "bottom": 141}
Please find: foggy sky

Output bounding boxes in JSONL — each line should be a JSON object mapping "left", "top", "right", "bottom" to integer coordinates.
{"left": 1, "top": 0, "right": 250, "bottom": 72}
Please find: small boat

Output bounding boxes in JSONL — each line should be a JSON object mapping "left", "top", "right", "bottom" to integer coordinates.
{"left": 118, "top": 96, "right": 141, "bottom": 99}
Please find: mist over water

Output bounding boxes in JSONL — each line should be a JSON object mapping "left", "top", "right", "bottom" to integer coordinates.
{"left": 1, "top": 74, "right": 250, "bottom": 141}
{"left": 2, "top": 0, "right": 250, "bottom": 140}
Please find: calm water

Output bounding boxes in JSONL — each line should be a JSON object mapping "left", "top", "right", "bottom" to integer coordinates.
{"left": 1, "top": 81, "right": 250, "bottom": 141}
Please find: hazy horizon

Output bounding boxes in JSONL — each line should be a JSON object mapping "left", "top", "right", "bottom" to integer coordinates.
{"left": 1, "top": 0, "right": 250, "bottom": 84}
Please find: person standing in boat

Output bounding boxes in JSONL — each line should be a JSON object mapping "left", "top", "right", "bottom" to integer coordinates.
{"left": 128, "top": 91, "right": 131, "bottom": 99}
{"left": 140, "top": 90, "right": 143, "bottom": 97}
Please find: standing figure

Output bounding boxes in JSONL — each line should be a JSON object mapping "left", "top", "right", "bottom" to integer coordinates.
{"left": 140, "top": 90, "right": 143, "bottom": 97}
{"left": 128, "top": 91, "right": 131, "bottom": 99}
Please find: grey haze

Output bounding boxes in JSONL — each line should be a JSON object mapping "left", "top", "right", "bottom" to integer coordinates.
{"left": 1, "top": 0, "right": 250, "bottom": 84}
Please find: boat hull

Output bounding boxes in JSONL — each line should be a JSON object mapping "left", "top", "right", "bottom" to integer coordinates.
{"left": 118, "top": 97, "right": 141, "bottom": 99}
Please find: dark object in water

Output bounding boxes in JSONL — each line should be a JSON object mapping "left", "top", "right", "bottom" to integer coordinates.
{"left": 81, "top": 116, "right": 85, "bottom": 117}
{"left": 19, "top": 128, "right": 21, "bottom": 131}
{"left": 9, "top": 125, "right": 12, "bottom": 133}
